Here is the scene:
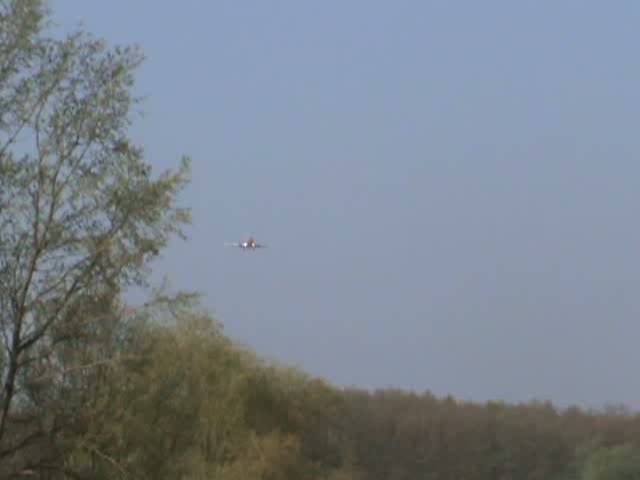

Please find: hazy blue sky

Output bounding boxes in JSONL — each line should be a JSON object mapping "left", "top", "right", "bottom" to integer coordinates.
{"left": 53, "top": 2, "right": 640, "bottom": 408}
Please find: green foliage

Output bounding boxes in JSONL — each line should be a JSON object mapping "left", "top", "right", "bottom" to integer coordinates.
{"left": 66, "top": 310, "right": 240, "bottom": 479}
{"left": 58, "top": 309, "right": 338, "bottom": 479}
{"left": 581, "top": 444, "right": 640, "bottom": 480}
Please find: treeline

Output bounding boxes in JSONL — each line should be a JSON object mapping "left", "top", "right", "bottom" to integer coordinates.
{"left": 7, "top": 303, "right": 640, "bottom": 479}
{"left": 337, "top": 388, "right": 640, "bottom": 480}
{"left": 2, "top": 1, "right": 640, "bottom": 478}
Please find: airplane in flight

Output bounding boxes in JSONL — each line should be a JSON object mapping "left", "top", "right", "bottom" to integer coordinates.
{"left": 224, "top": 236, "right": 266, "bottom": 250}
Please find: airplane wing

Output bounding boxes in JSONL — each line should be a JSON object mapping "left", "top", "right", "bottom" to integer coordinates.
{"left": 224, "top": 242, "right": 241, "bottom": 247}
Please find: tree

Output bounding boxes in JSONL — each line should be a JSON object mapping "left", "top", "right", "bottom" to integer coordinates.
{"left": 0, "top": 0, "right": 191, "bottom": 474}
{"left": 581, "top": 444, "right": 640, "bottom": 480}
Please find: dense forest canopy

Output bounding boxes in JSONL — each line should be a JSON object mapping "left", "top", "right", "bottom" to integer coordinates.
{"left": 1, "top": 1, "right": 639, "bottom": 478}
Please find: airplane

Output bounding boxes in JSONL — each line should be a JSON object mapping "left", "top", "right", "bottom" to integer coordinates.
{"left": 224, "top": 236, "right": 266, "bottom": 250}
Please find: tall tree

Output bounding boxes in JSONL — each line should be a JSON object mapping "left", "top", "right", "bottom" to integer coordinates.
{"left": 0, "top": 0, "right": 191, "bottom": 474}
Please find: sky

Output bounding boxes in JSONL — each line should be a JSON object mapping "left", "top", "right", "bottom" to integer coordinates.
{"left": 51, "top": 1, "right": 640, "bottom": 409}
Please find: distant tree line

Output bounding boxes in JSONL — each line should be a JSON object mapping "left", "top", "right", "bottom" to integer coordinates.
{"left": 2, "top": 1, "right": 640, "bottom": 478}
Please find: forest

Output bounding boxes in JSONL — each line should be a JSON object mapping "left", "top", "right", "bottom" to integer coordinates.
{"left": 1, "top": 1, "right": 640, "bottom": 478}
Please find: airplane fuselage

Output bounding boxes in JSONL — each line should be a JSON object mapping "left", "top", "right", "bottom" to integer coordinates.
{"left": 239, "top": 239, "right": 261, "bottom": 249}
{"left": 225, "top": 237, "right": 264, "bottom": 249}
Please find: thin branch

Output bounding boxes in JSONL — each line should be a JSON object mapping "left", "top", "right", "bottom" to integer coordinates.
{"left": 83, "top": 444, "right": 138, "bottom": 479}
{"left": 28, "top": 355, "right": 139, "bottom": 385}
{"left": 0, "top": 48, "right": 73, "bottom": 160}
{"left": 0, "top": 426, "right": 45, "bottom": 459}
